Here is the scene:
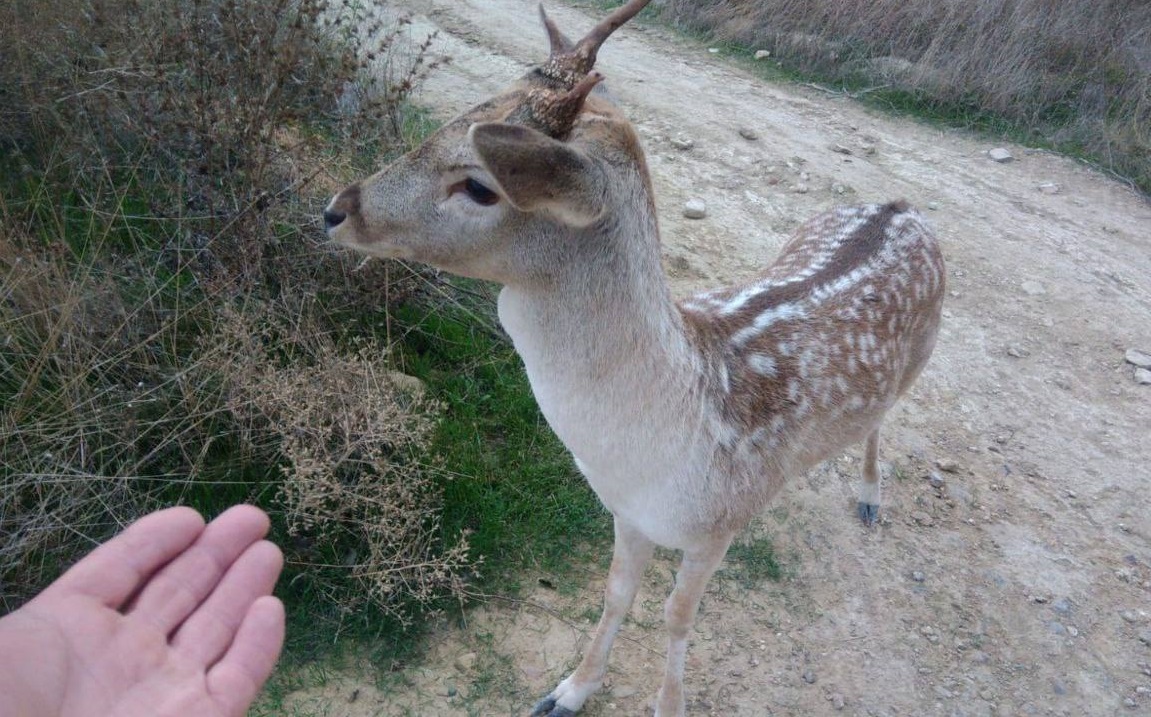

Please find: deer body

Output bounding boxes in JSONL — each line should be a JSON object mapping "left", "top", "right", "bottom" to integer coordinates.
{"left": 324, "top": 2, "right": 944, "bottom": 714}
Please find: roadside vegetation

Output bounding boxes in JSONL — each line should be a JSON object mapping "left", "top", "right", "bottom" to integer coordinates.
{"left": 0, "top": 0, "right": 608, "bottom": 676}
{"left": 639, "top": 0, "right": 1150, "bottom": 194}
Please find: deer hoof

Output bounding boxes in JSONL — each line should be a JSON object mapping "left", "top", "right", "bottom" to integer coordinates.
{"left": 857, "top": 501, "right": 880, "bottom": 526}
{"left": 530, "top": 696, "right": 578, "bottom": 717}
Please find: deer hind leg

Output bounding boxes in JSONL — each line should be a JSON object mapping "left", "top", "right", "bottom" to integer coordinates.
{"left": 655, "top": 532, "right": 735, "bottom": 717}
{"left": 857, "top": 427, "right": 883, "bottom": 525}
{"left": 531, "top": 518, "right": 654, "bottom": 717}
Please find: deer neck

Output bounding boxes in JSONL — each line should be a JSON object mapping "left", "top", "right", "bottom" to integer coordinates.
{"left": 496, "top": 212, "right": 704, "bottom": 459}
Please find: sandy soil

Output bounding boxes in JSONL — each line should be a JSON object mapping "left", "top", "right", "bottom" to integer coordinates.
{"left": 285, "top": 1, "right": 1151, "bottom": 714}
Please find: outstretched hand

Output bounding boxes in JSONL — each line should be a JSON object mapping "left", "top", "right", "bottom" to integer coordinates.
{"left": 0, "top": 505, "right": 285, "bottom": 717}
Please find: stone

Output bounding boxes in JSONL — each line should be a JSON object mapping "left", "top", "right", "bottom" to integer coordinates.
{"left": 792, "top": 183, "right": 810, "bottom": 194}
{"left": 927, "top": 201, "right": 940, "bottom": 210}
{"left": 1007, "top": 344, "right": 1031, "bottom": 358}
{"left": 1021, "top": 280, "right": 1047, "bottom": 296}
{"left": 754, "top": 50, "right": 771, "bottom": 59}
{"left": 832, "top": 143, "right": 853, "bottom": 155}
{"left": 911, "top": 570, "right": 927, "bottom": 582}
{"left": 1037, "top": 182, "right": 1061, "bottom": 194}
{"left": 934, "top": 458, "right": 961, "bottom": 473}
{"left": 1136, "top": 368, "right": 1151, "bottom": 386}
{"left": 1139, "top": 629, "right": 1151, "bottom": 646}
{"left": 683, "top": 200, "right": 708, "bottom": 219}
{"left": 454, "top": 652, "right": 477, "bottom": 672}
{"left": 927, "top": 471, "right": 946, "bottom": 489}
{"left": 911, "top": 510, "right": 934, "bottom": 526}
{"left": 670, "top": 136, "right": 695, "bottom": 150}
{"left": 830, "top": 693, "right": 846, "bottom": 710}
{"left": 1125, "top": 349, "right": 1151, "bottom": 369}
{"left": 988, "top": 148, "right": 1014, "bottom": 163}
{"left": 802, "top": 669, "right": 817, "bottom": 684}
{"left": 739, "top": 127, "right": 760, "bottom": 140}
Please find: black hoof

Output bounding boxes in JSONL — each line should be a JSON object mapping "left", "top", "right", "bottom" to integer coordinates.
{"left": 530, "top": 696, "right": 577, "bottom": 716}
{"left": 529, "top": 697, "right": 557, "bottom": 717}
{"left": 857, "top": 501, "right": 880, "bottom": 526}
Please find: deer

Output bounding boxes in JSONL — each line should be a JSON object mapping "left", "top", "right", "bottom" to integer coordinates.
{"left": 322, "top": 1, "right": 945, "bottom": 715}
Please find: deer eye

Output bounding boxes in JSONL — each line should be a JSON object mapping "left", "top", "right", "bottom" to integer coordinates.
{"left": 451, "top": 177, "right": 500, "bottom": 206}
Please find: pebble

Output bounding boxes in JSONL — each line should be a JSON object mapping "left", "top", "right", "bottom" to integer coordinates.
{"left": 988, "top": 148, "right": 1014, "bottom": 163}
{"left": 454, "top": 652, "right": 477, "bottom": 672}
{"left": 754, "top": 49, "right": 771, "bottom": 59}
{"left": 739, "top": 127, "right": 760, "bottom": 141}
{"left": 830, "top": 693, "right": 846, "bottom": 710}
{"left": 802, "top": 669, "right": 817, "bottom": 684}
{"left": 1049, "top": 621, "right": 1067, "bottom": 636}
{"left": 1020, "top": 280, "right": 1047, "bottom": 296}
{"left": 935, "top": 458, "right": 961, "bottom": 473}
{"left": 792, "top": 183, "right": 810, "bottom": 194}
{"left": 832, "top": 143, "right": 853, "bottom": 155}
{"left": 683, "top": 200, "right": 708, "bottom": 219}
{"left": 911, "top": 570, "right": 927, "bottom": 582}
{"left": 1139, "top": 629, "right": 1151, "bottom": 646}
{"left": 927, "top": 201, "right": 940, "bottom": 210}
{"left": 1037, "top": 182, "right": 1061, "bottom": 194}
{"left": 911, "top": 510, "right": 934, "bottom": 526}
{"left": 1007, "top": 344, "right": 1031, "bottom": 358}
{"left": 1126, "top": 349, "right": 1151, "bottom": 369}
{"left": 927, "top": 471, "right": 946, "bottom": 489}
{"left": 1136, "top": 368, "right": 1151, "bottom": 385}
{"left": 1125, "top": 697, "right": 1138, "bottom": 708}
{"left": 670, "top": 136, "right": 695, "bottom": 150}
{"left": 1122, "top": 610, "right": 1139, "bottom": 623}
{"left": 1052, "top": 597, "right": 1073, "bottom": 615}
{"left": 708, "top": 47, "right": 720, "bottom": 54}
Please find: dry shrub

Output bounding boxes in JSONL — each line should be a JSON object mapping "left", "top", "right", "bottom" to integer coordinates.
{"left": 0, "top": 0, "right": 461, "bottom": 619}
{"left": 203, "top": 307, "right": 472, "bottom": 621}
{"left": 658, "top": 0, "right": 1150, "bottom": 190}
{"left": 0, "top": 0, "right": 446, "bottom": 293}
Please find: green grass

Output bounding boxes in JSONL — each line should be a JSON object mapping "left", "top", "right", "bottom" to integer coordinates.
{"left": 390, "top": 286, "right": 611, "bottom": 588}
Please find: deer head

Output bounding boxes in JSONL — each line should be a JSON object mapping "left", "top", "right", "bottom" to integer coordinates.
{"left": 323, "top": 0, "right": 655, "bottom": 284}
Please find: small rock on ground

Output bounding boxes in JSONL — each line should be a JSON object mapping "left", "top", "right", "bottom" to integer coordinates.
{"left": 738, "top": 127, "right": 759, "bottom": 140}
{"left": 754, "top": 49, "right": 771, "bottom": 59}
{"left": 988, "top": 147, "right": 1014, "bottom": 163}
{"left": 1038, "top": 182, "right": 1061, "bottom": 194}
{"left": 1135, "top": 368, "right": 1151, "bottom": 386}
{"left": 1125, "top": 349, "right": 1151, "bottom": 369}
{"left": 683, "top": 199, "right": 707, "bottom": 219}
{"left": 670, "top": 136, "right": 695, "bottom": 150}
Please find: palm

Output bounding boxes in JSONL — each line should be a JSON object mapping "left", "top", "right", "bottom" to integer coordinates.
{"left": 0, "top": 506, "right": 284, "bottom": 717}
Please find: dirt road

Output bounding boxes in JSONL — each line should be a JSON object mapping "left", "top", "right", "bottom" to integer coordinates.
{"left": 288, "top": 1, "right": 1151, "bottom": 714}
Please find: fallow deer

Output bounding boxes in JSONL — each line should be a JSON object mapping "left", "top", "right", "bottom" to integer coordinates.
{"left": 323, "top": 1, "right": 945, "bottom": 714}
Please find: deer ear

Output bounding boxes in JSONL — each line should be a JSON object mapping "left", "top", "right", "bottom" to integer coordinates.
{"left": 469, "top": 122, "right": 606, "bottom": 227}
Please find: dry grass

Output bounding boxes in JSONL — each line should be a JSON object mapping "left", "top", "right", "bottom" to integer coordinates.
{"left": 658, "top": 0, "right": 1150, "bottom": 191}
{"left": 0, "top": 0, "right": 469, "bottom": 623}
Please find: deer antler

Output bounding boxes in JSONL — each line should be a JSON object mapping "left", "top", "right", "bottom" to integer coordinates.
{"left": 521, "top": 0, "right": 652, "bottom": 137}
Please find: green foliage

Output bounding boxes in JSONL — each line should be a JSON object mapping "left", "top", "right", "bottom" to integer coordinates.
{"left": 391, "top": 288, "right": 611, "bottom": 588}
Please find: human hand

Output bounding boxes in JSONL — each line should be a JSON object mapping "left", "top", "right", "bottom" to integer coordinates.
{"left": 0, "top": 505, "right": 285, "bottom": 717}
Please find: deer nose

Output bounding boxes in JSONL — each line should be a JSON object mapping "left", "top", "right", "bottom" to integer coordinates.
{"left": 323, "top": 207, "right": 346, "bottom": 231}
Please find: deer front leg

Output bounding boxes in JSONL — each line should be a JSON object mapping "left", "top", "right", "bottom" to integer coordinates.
{"left": 531, "top": 518, "right": 654, "bottom": 717}
{"left": 655, "top": 533, "right": 734, "bottom": 717}
{"left": 856, "top": 427, "right": 883, "bottom": 525}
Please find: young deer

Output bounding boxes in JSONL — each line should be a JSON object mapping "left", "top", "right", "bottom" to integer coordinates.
{"left": 323, "top": 1, "right": 945, "bottom": 714}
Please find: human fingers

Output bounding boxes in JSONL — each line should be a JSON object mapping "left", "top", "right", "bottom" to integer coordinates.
{"left": 205, "top": 595, "right": 286, "bottom": 717}
{"left": 37, "top": 507, "right": 206, "bottom": 609}
{"left": 170, "top": 539, "right": 283, "bottom": 666}
{"left": 127, "top": 504, "right": 270, "bottom": 635}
